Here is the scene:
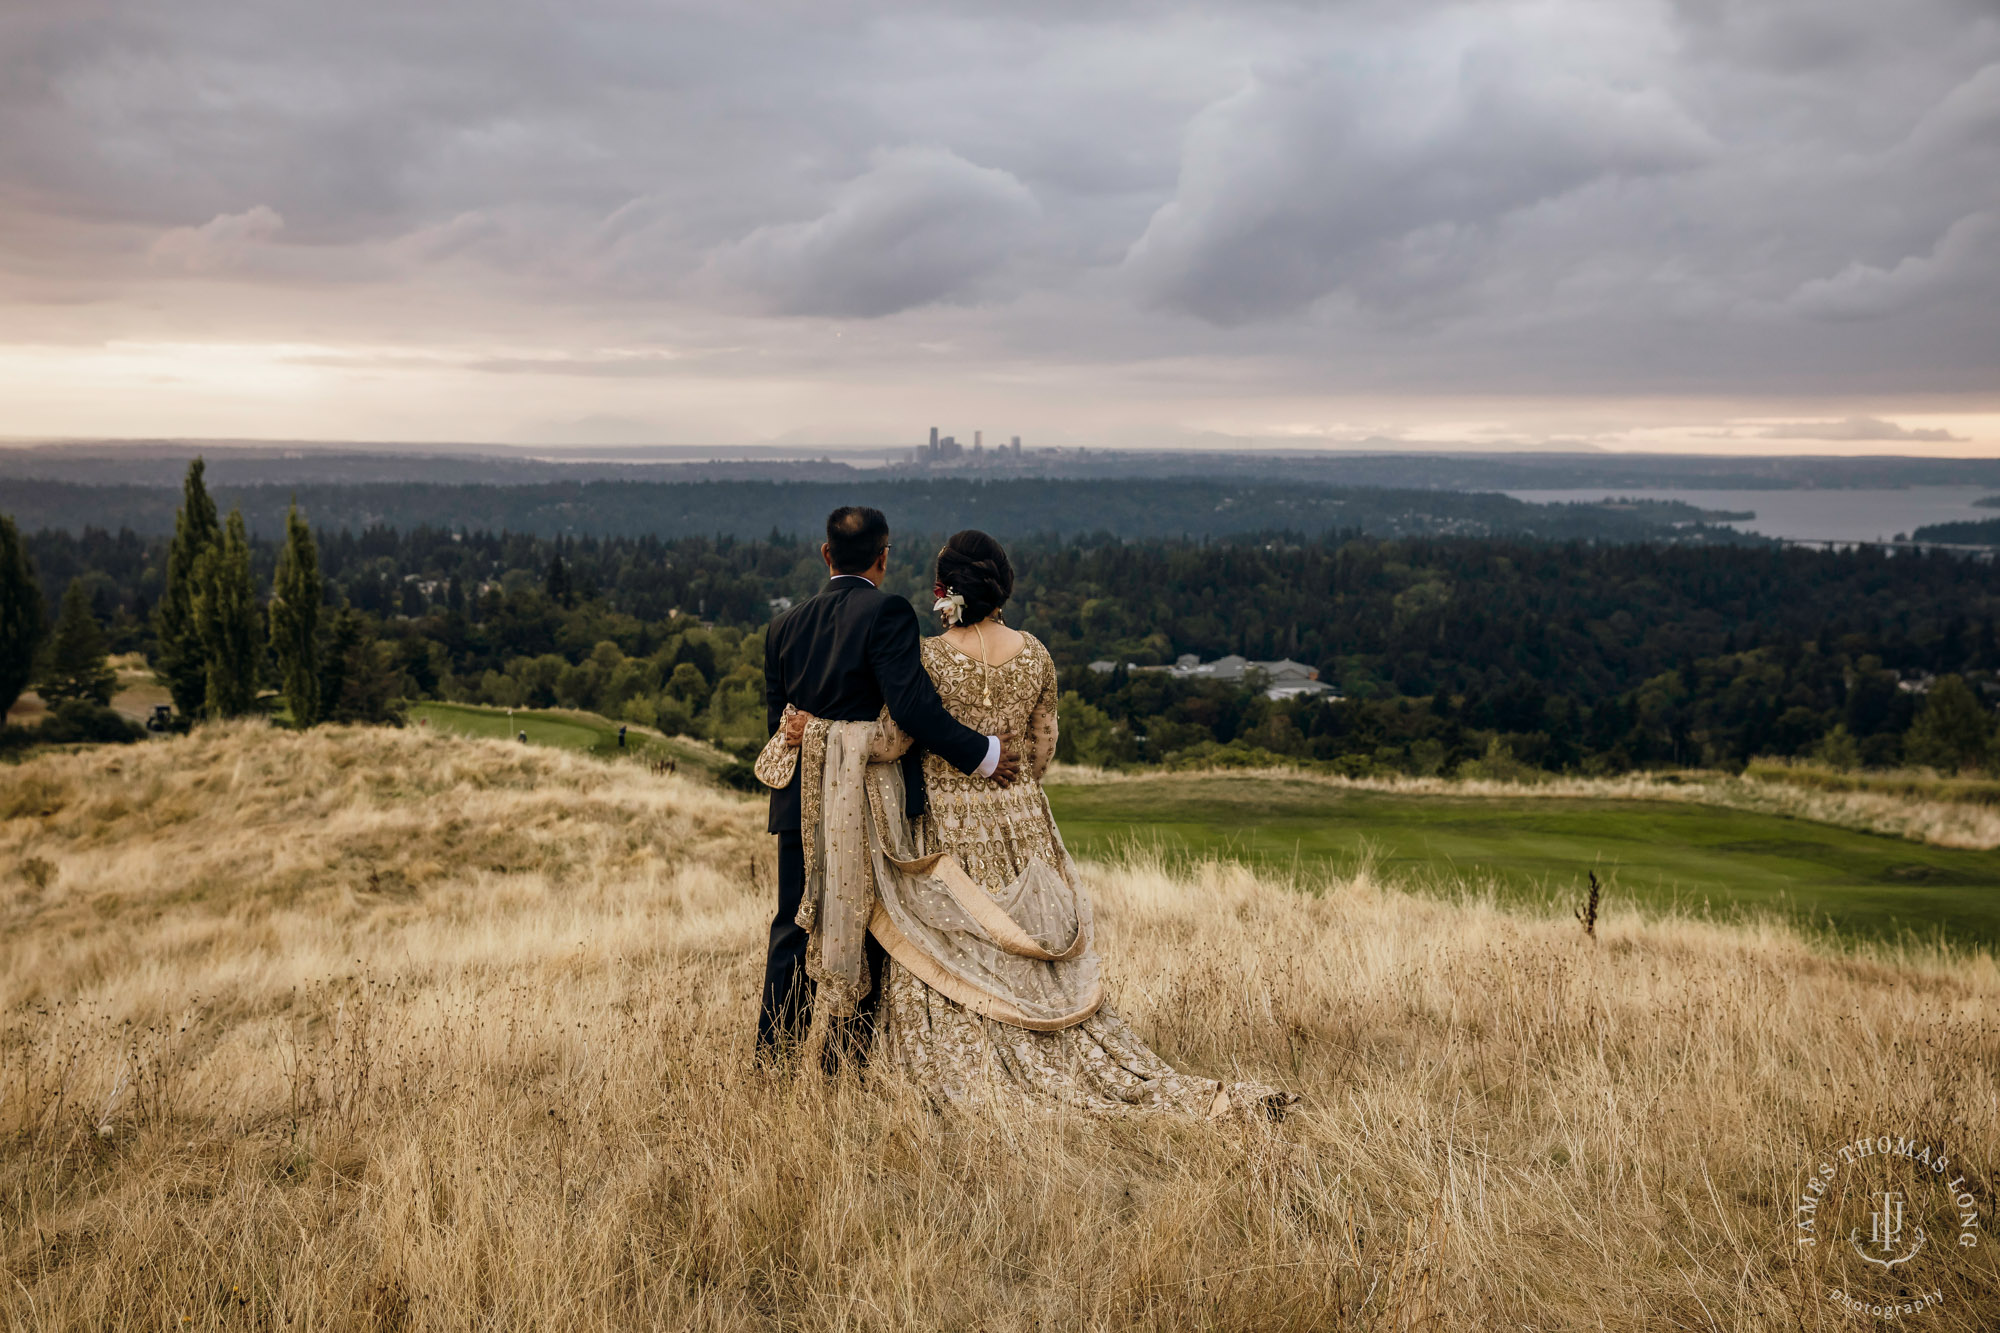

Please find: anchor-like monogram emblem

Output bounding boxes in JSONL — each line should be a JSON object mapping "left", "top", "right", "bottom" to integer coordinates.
{"left": 1851, "top": 1190, "right": 1925, "bottom": 1269}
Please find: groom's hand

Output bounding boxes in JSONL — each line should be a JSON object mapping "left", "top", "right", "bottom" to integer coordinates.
{"left": 989, "top": 732, "right": 1021, "bottom": 787}
{"left": 780, "top": 706, "right": 810, "bottom": 748}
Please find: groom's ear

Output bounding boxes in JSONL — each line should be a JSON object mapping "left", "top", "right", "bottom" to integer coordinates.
{"left": 820, "top": 541, "right": 834, "bottom": 570}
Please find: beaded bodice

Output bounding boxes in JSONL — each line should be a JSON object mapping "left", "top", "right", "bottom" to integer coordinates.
{"left": 920, "top": 634, "right": 1059, "bottom": 777}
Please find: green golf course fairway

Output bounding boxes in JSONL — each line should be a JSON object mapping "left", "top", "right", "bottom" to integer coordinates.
{"left": 414, "top": 703, "right": 606, "bottom": 750}
{"left": 1045, "top": 775, "right": 2000, "bottom": 949}
{"left": 408, "top": 702, "right": 730, "bottom": 774}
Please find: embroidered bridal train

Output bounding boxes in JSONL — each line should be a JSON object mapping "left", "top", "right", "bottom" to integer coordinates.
{"left": 757, "top": 632, "right": 1295, "bottom": 1121}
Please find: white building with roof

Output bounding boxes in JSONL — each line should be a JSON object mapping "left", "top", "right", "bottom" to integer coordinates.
{"left": 1088, "top": 653, "right": 1338, "bottom": 701}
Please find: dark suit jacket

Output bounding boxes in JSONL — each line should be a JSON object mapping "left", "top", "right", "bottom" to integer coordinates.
{"left": 764, "top": 576, "right": 990, "bottom": 833}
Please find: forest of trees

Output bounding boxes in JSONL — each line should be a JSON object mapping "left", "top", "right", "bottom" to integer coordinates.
{"left": 1913, "top": 517, "right": 2000, "bottom": 546}
{"left": 5, "top": 465, "right": 1996, "bottom": 777}
{"left": 0, "top": 476, "right": 1758, "bottom": 545}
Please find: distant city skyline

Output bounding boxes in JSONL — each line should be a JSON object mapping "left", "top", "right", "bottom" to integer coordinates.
{"left": 0, "top": 2, "right": 1995, "bottom": 457}
{"left": 911, "top": 426, "right": 1029, "bottom": 465}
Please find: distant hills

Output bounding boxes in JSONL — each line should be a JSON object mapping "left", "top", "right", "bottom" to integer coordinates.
{"left": 4, "top": 440, "right": 1999, "bottom": 492}
{"left": 10, "top": 441, "right": 1997, "bottom": 545}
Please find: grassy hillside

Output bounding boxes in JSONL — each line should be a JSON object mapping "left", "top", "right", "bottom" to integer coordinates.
{"left": 1046, "top": 772, "right": 2000, "bottom": 948}
{"left": 3, "top": 725, "right": 1997, "bottom": 1329}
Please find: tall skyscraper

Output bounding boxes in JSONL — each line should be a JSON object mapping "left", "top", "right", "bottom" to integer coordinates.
{"left": 928, "top": 426, "right": 939, "bottom": 456}
{"left": 1010, "top": 435, "right": 1021, "bottom": 453}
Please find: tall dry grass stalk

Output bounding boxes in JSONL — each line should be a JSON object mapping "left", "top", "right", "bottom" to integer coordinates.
{"left": 1047, "top": 761, "right": 2000, "bottom": 850}
{"left": 4, "top": 723, "right": 1997, "bottom": 1329}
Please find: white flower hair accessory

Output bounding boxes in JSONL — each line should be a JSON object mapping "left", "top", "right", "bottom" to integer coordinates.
{"left": 933, "top": 590, "right": 966, "bottom": 626}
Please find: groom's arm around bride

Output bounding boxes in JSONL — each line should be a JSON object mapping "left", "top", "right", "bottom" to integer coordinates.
{"left": 755, "top": 505, "right": 1016, "bottom": 1064}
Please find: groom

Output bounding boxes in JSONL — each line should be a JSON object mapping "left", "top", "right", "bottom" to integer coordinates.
{"left": 759, "top": 505, "right": 1018, "bottom": 1065}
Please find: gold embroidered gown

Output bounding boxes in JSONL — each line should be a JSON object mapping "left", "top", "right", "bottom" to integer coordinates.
{"left": 874, "top": 633, "right": 1293, "bottom": 1119}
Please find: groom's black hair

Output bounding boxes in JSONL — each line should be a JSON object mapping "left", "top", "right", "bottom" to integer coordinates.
{"left": 826, "top": 505, "right": 890, "bottom": 574}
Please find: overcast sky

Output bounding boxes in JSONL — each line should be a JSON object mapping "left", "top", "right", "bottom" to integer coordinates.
{"left": 1, "top": 0, "right": 1997, "bottom": 453}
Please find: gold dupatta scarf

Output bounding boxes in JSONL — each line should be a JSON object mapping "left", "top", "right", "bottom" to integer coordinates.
{"left": 759, "top": 714, "right": 1102, "bottom": 1031}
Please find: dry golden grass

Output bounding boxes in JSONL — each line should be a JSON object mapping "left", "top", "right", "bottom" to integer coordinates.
{"left": 4, "top": 723, "right": 1997, "bottom": 1330}
{"left": 1743, "top": 758, "right": 2000, "bottom": 808}
{"left": 1046, "top": 761, "right": 2000, "bottom": 850}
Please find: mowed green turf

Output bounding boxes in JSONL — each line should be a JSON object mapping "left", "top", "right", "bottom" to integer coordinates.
{"left": 408, "top": 702, "right": 727, "bottom": 773}
{"left": 1045, "top": 775, "right": 2000, "bottom": 948}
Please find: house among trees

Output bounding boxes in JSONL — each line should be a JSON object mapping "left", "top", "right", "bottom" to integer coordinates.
{"left": 1091, "top": 653, "right": 1338, "bottom": 701}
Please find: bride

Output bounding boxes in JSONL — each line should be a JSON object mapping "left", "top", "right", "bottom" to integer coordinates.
{"left": 759, "top": 530, "right": 1294, "bottom": 1120}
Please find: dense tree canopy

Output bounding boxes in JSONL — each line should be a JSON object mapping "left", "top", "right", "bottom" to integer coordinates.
{"left": 11, "top": 516, "right": 1997, "bottom": 776}
{"left": 0, "top": 478, "right": 1757, "bottom": 546}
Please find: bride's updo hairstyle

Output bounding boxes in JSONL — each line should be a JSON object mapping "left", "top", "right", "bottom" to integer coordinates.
{"left": 935, "top": 529, "right": 1013, "bottom": 625}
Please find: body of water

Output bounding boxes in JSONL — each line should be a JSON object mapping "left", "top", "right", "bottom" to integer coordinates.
{"left": 1505, "top": 485, "right": 1998, "bottom": 545}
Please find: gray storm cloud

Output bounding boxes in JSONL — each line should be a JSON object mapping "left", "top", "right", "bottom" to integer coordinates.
{"left": 0, "top": 0, "right": 1997, "bottom": 421}
{"left": 706, "top": 148, "right": 1039, "bottom": 317}
{"left": 1121, "top": 15, "right": 1715, "bottom": 324}
{"left": 1788, "top": 213, "right": 1998, "bottom": 322}
{"left": 148, "top": 206, "right": 286, "bottom": 273}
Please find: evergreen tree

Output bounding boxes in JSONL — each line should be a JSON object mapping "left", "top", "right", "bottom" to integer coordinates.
{"left": 270, "top": 501, "right": 323, "bottom": 727}
{"left": 318, "top": 605, "right": 361, "bottom": 719}
{"left": 544, "top": 552, "right": 574, "bottom": 608}
{"left": 319, "top": 606, "right": 405, "bottom": 725}
{"left": 192, "top": 509, "right": 260, "bottom": 718}
{"left": 155, "top": 459, "right": 220, "bottom": 716}
{"left": 38, "top": 580, "right": 117, "bottom": 705}
{"left": 0, "top": 513, "right": 46, "bottom": 717}
{"left": 330, "top": 636, "right": 407, "bottom": 725}
{"left": 1905, "top": 675, "right": 1993, "bottom": 773}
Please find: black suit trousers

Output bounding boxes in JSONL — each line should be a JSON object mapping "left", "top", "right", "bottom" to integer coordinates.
{"left": 757, "top": 830, "right": 887, "bottom": 1068}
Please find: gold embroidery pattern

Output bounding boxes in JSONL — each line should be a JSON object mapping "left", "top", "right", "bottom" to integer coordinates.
{"left": 878, "top": 633, "right": 1295, "bottom": 1122}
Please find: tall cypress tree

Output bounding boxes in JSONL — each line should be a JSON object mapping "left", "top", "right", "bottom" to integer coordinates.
{"left": 155, "top": 459, "right": 221, "bottom": 716}
{"left": 39, "top": 580, "right": 117, "bottom": 705}
{"left": 0, "top": 513, "right": 46, "bottom": 718}
{"left": 270, "top": 501, "right": 323, "bottom": 727}
{"left": 193, "top": 508, "right": 260, "bottom": 718}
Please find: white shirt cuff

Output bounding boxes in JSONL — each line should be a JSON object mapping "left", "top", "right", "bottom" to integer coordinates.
{"left": 974, "top": 734, "right": 1001, "bottom": 778}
